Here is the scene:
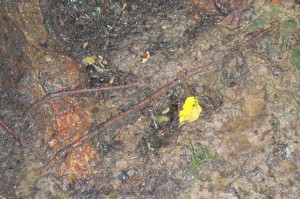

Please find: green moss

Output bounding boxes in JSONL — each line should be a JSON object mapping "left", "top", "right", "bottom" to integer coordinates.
{"left": 263, "top": 41, "right": 272, "bottom": 51}
{"left": 248, "top": 4, "right": 281, "bottom": 32}
{"left": 249, "top": 15, "right": 266, "bottom": 31}
{"left": 290, "top": 49, "right": 300, "bottom": 71}
{"left": 282, "top": 17, "right": 298, "bottom": 32}
{"left": 269, "top": 6, "right": 280, "bottom": 18}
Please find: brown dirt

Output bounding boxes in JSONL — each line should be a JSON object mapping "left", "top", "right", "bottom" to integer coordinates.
{"left": 0, "top": 0, "right": 299, "bottom": 198}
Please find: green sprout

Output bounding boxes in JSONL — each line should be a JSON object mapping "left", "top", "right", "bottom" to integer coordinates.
{"left": 188, "top": 140, "right": 215, "bottom": 169}
{"left": 181, "top": 140, "right": 215, "bottom": 187}
{"left": 92, "top": 6, "right": 101, "bottom": 17}
{"left": 70, "top": 0, "right": 83, "bottom": 4}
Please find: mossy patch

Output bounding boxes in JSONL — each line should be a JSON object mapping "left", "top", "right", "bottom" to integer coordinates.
{"left": 281, "top": 17, "right": 298, "bottom": 33}
{"left": 249, "top": 15, "right": 266, "bottom": 31}
{"left": 290, "top": 49, "right": 300, "bottom": 71}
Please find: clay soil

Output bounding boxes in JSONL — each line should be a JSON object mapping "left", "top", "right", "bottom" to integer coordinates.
{"left": 0, "top": 0, "right": 299, "bottom": 198}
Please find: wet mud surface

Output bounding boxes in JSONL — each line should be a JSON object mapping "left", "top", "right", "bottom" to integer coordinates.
{"left": 0, "top": 0, "right": 299, "bottom": 198}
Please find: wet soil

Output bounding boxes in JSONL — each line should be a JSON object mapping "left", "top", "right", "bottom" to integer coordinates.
{"left": 0, "top": 0, "right": 299, "bottom": 198}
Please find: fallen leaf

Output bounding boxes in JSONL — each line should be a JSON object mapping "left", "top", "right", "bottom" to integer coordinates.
{"left": 82, "top": 41, "right": 89, "bottom": 49}
{"left": 82, "top": 56, "right": 97, "bottom": 65}
{"left": 179, "top": 96, "right": 202, "bottom": 126}
{"left": 194, "top": 12, "right": 201, "bottom": 21}
{"left": 156, "top": 115, "right": 170, "bottom": 123}
{"left": 141, "top": 51, "right": 150, "bottom": 63}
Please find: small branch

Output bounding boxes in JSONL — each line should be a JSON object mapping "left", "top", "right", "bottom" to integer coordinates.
{"left": 0, "top": 117, "right": 23, "bottom": 146}
{"left": 24, "top": 83, "right": 137, "bottom": 118}
{"left": 187, "top": 22, "right": 277, "bottom": 77}
{"left": 40, "top": 77, "right": 182, "bottom": 173}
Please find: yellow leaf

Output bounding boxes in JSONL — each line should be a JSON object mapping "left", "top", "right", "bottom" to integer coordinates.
{"left": 109, "top": 76, "right": 115, "bottom": 84}
{"left": 156, "top": 115, "right": 170, "bottom": 123}
{"left": 82, "top": 56, "right": 97, "bottom": 65}
{"left": 179, "top": 96, "right": 202, "bottom": 127}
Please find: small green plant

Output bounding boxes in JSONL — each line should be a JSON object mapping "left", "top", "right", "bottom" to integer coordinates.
{"left": 181, "top": 140, "right": 215, "bottom": 187}
{"left": 188, "top": 140, "right": 215, "bottom": 170}
{"left": 92, "top": 6, "right": 101, "bottom": 17}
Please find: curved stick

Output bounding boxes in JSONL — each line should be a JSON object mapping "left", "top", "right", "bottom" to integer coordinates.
{"left": 24, "top": 83, "right": 137, "bottom": 117}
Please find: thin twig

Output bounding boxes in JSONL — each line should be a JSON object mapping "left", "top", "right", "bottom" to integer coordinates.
{"left": 24, "top": 83, "right": 137, "bottom": 118}
{"left": 40, "top": 23, "right": 277, "bottom": 173}
{"left": 187, "top": 22, "right": 277, "bottom": 77}
{"left": 40, "top": 76, "right": 182, "bottom": 173}
{"left": 0, "top": 117, "right": 23, "bottom": 146}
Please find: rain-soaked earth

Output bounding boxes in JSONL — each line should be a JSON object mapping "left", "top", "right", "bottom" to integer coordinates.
{"left": 0, "top": 0, "right": 299, "bottom": 198}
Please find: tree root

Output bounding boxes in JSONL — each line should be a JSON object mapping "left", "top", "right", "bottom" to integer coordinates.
{"left": 0, "top": 117, "right": 23, "bottom": 146}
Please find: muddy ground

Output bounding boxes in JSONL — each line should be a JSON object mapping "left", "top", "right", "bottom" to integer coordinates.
{"left": 0, "top": 0, "right": 299, "bottom": 198}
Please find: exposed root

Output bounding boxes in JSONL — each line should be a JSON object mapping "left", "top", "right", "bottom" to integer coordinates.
{"left": 0, "top": 117, "right": 23, "bottom": 146}
{"left": 24, "top": 83, "right": 137, "bottom": 119}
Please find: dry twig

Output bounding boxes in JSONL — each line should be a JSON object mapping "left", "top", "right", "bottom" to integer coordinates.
{"left": 24, "top": 83, "right": 137, "bottom": 118}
